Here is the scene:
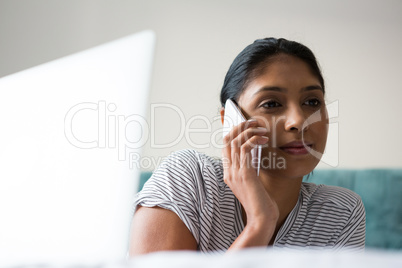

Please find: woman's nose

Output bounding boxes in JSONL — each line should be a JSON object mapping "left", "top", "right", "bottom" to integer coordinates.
{"left": 284, "top": 106, "right": 307, "bottom": 132}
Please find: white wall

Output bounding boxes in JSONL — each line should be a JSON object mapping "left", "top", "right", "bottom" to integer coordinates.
{"left": 1, "top": 0, "right": 401, "bottom": 170}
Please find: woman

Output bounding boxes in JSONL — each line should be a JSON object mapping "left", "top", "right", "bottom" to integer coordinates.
{"left": 129, "top": 38, "right": 366, "bottom": 254}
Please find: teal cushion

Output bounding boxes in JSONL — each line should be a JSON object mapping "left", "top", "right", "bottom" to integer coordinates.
{"left": 304, "top": 169, "right": 402, "bottom": 249}
{"left": 138, "top": 171, "right": 153, "bottom": 192}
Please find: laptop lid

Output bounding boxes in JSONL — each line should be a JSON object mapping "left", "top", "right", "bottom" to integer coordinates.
{"left": 0, "top": 30, "right": 155, "bottom": 265}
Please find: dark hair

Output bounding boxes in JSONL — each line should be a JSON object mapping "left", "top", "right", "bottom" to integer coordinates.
{"left": 220, "top": 37, "right": 325, "bottom": 107}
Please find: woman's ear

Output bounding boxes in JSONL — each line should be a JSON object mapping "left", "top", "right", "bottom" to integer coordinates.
{"left": 220, "top": 107, "right": 225, "bottom": 125}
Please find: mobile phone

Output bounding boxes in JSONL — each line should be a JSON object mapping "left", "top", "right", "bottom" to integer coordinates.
{"left": 222, "top": 99, "right": 262, "bottom": 176}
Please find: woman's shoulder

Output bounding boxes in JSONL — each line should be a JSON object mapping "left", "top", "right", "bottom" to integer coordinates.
{"left": 164, "top": 149, "right": 222, "bottom": 166}
{"left": 161, "top": 149, "right": 223, "bottom": 174}
{"left": 301, "top": 182, "right": 364, "bottom": 213}
{"left": 152, "top": 149, "right": 224, "bottom": 187}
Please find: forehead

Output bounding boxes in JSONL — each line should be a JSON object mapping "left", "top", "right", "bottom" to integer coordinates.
{"left": 240, "top": 54, "right": 322, "bottom": 99}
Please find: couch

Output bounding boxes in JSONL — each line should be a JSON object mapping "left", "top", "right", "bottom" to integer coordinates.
{"left": 138, "top": 169, "right": 402, "bottom": 250}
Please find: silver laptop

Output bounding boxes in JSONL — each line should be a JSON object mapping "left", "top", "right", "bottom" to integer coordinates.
{"left": 0, "top": 30, "right": 155, "bottom": 265}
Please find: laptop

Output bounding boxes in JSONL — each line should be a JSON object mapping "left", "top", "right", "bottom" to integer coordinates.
{"left": 0, "top": 30, "right": 155, "bottom": 265}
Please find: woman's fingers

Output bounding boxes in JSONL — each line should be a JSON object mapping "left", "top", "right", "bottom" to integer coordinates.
{"left": 232, "top": 127, "right": 267, "bottom": 169}
{"left": 239, "top": 135, "right": 268, "bottom": 169}
{"left": 222, "top": 119, "right": 257, "bottom": 167}
{"left": 223, "top": 119, "right": 268, "bottom": 170}
{"left": 223, "top": 119, "right": 258, "bottom": 147}
{"left": 222, "top": 119, "right": 277, "bottom": 248}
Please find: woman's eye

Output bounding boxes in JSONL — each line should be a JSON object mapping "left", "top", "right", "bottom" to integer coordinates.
{"left": 304, "top": 98, "right": 321, "bottom": 107}
{"left": 262, "top": 100, "right": 281, "bottom": 109}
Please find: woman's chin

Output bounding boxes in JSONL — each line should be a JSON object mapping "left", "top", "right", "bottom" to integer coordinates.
{"left": 260, "top": 153, "right": 321, "bottom": 179}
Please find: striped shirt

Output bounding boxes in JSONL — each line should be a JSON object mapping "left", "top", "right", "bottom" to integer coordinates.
{"left": 134, "top": 149, "right": 366, "bottom": 251}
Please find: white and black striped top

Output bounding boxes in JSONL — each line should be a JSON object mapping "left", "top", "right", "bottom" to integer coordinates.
{"left": 134, "top": 149, "right": 366, "bottom": 251}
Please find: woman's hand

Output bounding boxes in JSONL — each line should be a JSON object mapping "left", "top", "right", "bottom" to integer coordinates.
{"left": 222, "top": 119, "right": 279, "bottom": 249}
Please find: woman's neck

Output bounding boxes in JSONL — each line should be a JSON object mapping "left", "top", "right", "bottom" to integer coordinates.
{"left": 240, "top": 171, "right": 303, "bottom": 244}
{"left": 259, "top": 172, "right": 303, "bottom": 243}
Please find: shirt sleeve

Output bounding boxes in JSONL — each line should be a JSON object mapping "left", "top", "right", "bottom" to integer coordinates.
{"left": 334, "top": 197, "right": 366, "bottom": 251}
{"left": 133, "top": 149, "right": 203, "bottom": 244}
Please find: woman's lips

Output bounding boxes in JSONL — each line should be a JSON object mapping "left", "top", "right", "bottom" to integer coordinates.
{"left": 279, "top": 141, "right": 313, "bottom": 155}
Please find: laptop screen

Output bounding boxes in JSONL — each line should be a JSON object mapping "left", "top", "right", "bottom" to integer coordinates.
{"left": 0, "top": 30, "right": 155, "bottom": 265}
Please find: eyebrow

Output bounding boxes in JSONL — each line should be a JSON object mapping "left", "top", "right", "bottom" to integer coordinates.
{"left": 252, "top": 85, "right": 323, "bottom": 96}
{"left": 301, "top": 85, "right": 323, "bottom": 92}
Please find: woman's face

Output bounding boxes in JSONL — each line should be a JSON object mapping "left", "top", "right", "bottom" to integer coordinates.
{"left": 237, "top": 54, "right": 328, "bottom": 179}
